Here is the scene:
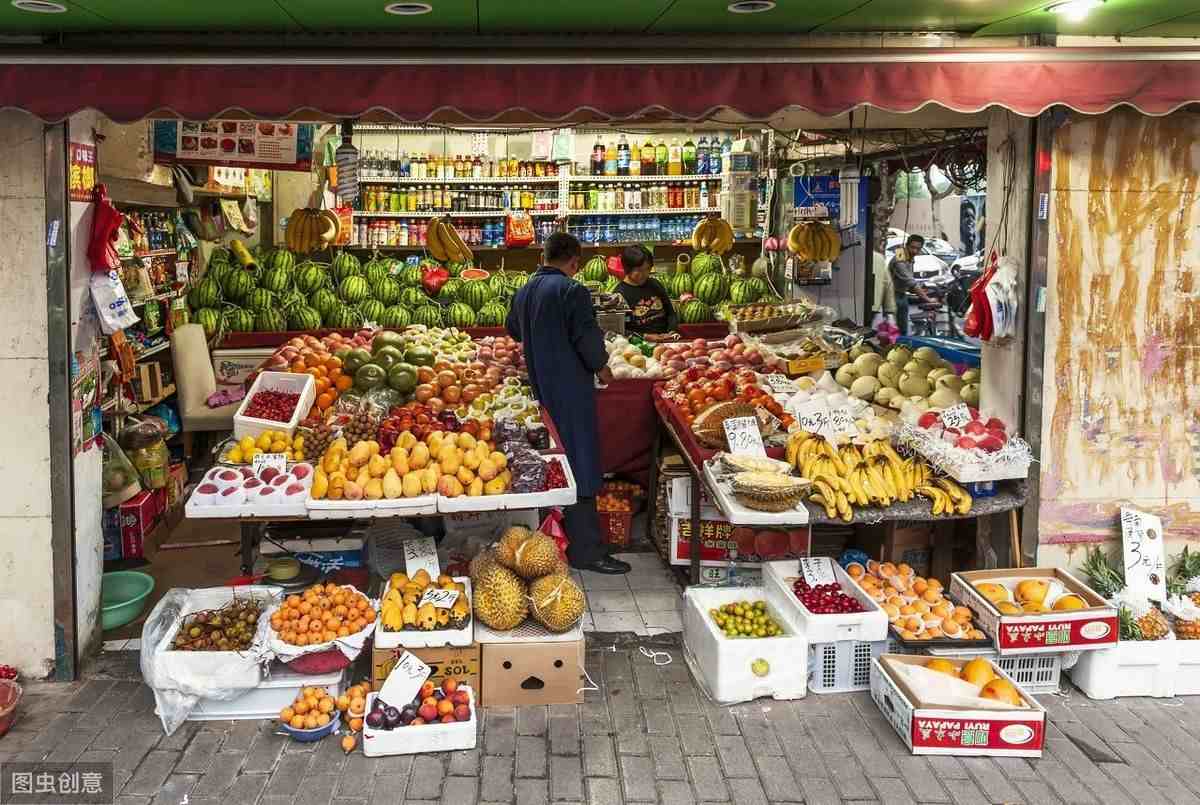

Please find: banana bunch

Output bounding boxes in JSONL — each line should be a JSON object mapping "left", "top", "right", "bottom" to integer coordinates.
{"left": 427, "top": 216, "right": 473, "bottom": 263}
{"left": 285, "top": 208, "right": 339, "bottom": 254}
{"left": 785, "top": 431, "right": 971, "bottom": 520}
{"left": 786, "top": 221, "right": 841, "bottom": 262}
{"left": 691, "top": 217, "right": 734, "bottom": 255}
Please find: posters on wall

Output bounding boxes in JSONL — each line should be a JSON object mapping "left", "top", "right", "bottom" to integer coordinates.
{"left": 71, "top": 343, "right": 102, "bottom": 457}
{"left": 153, "top": 120, "right": 315, "bottom": 171}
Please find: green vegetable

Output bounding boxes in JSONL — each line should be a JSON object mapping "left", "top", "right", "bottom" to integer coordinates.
{"left": 373, "top": 345, "right": 404, "bottom": 371}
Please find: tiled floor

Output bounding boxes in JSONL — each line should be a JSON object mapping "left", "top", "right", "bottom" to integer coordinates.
{"left": 577, "top": 552, "right": 684, "bottom": 636}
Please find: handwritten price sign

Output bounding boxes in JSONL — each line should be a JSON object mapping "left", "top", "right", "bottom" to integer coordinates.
{"left": 799, "top": 557, "right": 837, "bottom": 586}
{"left": 828, "top": 407, "right": 858, "bottom": 439}
{"left": 796, "top": 400, "right": 836, "bottom": 441}
{"left": 940, "top": 404, "right": 971, "bottom": 431}
{"left": 379, "top": 650, "right": 431, "bottom": 708}
{"left": 403, "top": 536, "right": 440, "bottom": 580}
{"left": 764, "top": 374, "right": 800, "bottom": 395}
{"left": 723, "top": 416, "right": 766, "bottom": 458}
{"left": 251, "top": 452, "right": 286, "bottom": 476}
{"left": 419, "top": 587, "right": 460, "bottom": 609}
{"left": 1121, "top": 507, "right": 1166, "bottom": 602}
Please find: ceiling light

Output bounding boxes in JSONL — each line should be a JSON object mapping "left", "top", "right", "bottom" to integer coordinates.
{"left": 727, "top": 1, "right": 775, "bottom": 13}
{"left": 384, "top": 2, "right": 432, "bottom": 14}
{"left": 1045, "top": 0, "right": 1103, "bottom": 22}
{"left": 11, "top": 0, "right": 67, "bottom": 12}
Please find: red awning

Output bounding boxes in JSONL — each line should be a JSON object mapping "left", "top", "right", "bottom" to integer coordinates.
{"left": 3, "top": 52, "right": 1200, "bottom": 123}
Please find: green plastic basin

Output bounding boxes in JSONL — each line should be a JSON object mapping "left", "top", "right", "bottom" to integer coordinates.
{"left": 101, "top": 571, "right": 155, "bottom": 631}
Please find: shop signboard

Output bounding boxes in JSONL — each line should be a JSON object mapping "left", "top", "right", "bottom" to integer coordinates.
{"left": 153, "top": 120, "right": 315, "bottom": 171}
{"left": 68, "top": 142, "right": 97, "bottom": 202}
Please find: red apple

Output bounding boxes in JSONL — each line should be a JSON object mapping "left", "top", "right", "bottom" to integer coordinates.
{"left": 291, "top": 463, "right": 312, "bottom": 480}
{"left": 419, "top": 681, "right": 436, "bottom": 700}
{"left": 964, "top": 421, "right": 987, "bottom": 436}
{"left": 285, "top": 483, "right": 305, "bottom": 496}
{"left": 197, "top": 483, "right": 219, "bottom": 494}
{"left": 985, "top": 417, "right": 1006, "bottom": 432}
{"left": 441, "top": 714, "right": 457, "bottom": 724}
{"left": 453, "top": 703, "right": 471, "bottom": 721}
{"left": 968, "top": 406, "right": 980, "bottom": 420}
{"left": 452, "top": 690, "right": 470, "bottom": 706}
{"left": 260, "top": 466, "right": 280, "bottom": 483}
{"left": 418, "top": 703, "right": 438, "bottom": 722}
{"left": 917, "top": 411, "right": 940, "bottom": 429}
{"left": 977, "top": 436, "right": 1004, "bottom": 453}
{"left": 956, "top": 437, "right": 977, "bottom": 450}
{"left": 987, "top": 428, "right": 1008, "bottom": 444}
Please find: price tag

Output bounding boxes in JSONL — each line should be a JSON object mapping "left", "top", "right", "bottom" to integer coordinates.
{"left": 796, "top": 400, "right": 835, "bottom": 441}
{"left": 799, "top": 557, "right": 838, "bottom": 586}
{"left": 940, "top": 404, "right": 971, "bottom": 430}
{"left": 1121, "top": 507, "right": 1166, "bottom": 602}
{"left": 251, "top": 452, "right": 286, "bottom": 476}
{"left": 828, "top": 407, "right": 858, "bottom": 438}
{"left": 379, "top": 650, "right": 431, "bottom": 708}
{"left": 764, "top": 374, "right": 799, "bottom": 395}
{"left": 418, "top": 587, "right": 460, "bottom": 609}
{"left": 403, "top": 536, "right": 441, "bottom": 580}
{"left": 723, "top": 416, "right": 766, "bottom": 458}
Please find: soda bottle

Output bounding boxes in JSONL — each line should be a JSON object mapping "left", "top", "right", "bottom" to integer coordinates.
{"left": 697, "top": 136, "right": 709, "bottom": 175}
{"left": 592, "top": 138, "right": 604, "bottom": 175}
{"left": 655, "top": 139, "right": 668, "bottom": 176}
{"left": 682, "top": 136, "right": 697, "bottom": 175}
{"left": 617, "top": 134, "right": 630, "bottom": 176}
{"left": 668, "top": 140, "right": 683, "bottom": 176}
{"left": 629, "top": 141, "right": 641, "bottom": 176}
{"left": 722, "top": 133, "right": 734, "bottom": 171}
{"left": 604, "top": 140, "right": 618, "bottom": 176}
{"left": 643, "top": 137, "right": 657, "bottom": 176}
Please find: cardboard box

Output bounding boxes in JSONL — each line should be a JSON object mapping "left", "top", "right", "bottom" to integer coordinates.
{"left": 479, "top": 639, "right": 584, "bottom": 707}
{"left": 372, "top": 643, "right": 481, "bottom": 694}
{"left": 668, "top": 516, "right": 810, "bottom": 568}
{"left": 165, "top": 462, "right": 187, "bottom": 509}
{"left": 103, "top": 508, "right": 122, "bottom": 561}
{"left": 132, "top": 362, "right": 164, "bottom": 403}
{"left": 211, "top": 346, "right": 276, "bottom": 388}
{"left": 119, "top": 490, "right": 160, "bottom": 559}
{"left": 667, "top": 476, "right": 719, "bottom": 517}
{"left": 871, "top": 654, "right": 1045, "bottom": 757}
{"left": 950, "top": 568, "right": 1117, "bottom": 655}
{"left": 854, "top": 522, "right": 934, "bottom": 578}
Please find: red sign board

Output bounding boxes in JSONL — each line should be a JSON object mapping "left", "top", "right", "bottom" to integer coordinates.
{"left": 69, "top": 142, "right": 97, "bottom": 202}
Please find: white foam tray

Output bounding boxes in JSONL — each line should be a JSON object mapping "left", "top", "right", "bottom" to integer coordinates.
{"left": 1069, "top": 636, "right": 1179, "bottom": 699}
{"left": 374, "top": 577, "right": 474, "bottom": 649}
{"left": 362, "top": 688, "right": 478, "bottom": 757}
{"left": 474, "top": 617, "right": 584, "bottom": 645}
{"left": 187, "top": 667, "right": 347, "bottom": 722}
{"left": 763, "top": 560, "right": 888, "bottom": 644}
{"left": 702, "top": 461, "right": 809, "bottom": 527}
{"left": 234, "top": 371, "right": 316, "bottom": 441}
{"left": 185, "top": 493, "right": 307, "bottom": 519}
{"left": 306, "top": 494, "right": 439, "bottom": 519}
{"left": 437, "top": 455, "right": 577, "bottom": 513}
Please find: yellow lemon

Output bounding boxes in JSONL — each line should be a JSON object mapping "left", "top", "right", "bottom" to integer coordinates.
{"left": 227, "top": 446, "right": 244, "bottom": 463}
{"left": 293, "top": 435, "right": 305, "bottom": 449}
{"left": 256, "top": 433, "right": 273, "bottom": 450}
{"left": 239, "top": 435, "right": 256, "bottom": 454}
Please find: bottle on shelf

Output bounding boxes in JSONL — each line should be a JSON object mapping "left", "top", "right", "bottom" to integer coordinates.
{"left": 642, "top": 136, "right": 657, "bottom": 176}
{"left": 592, "top": 137, "right": 604, "bottom": 176}
{"left": 721, "top": 133, "right": 734, "bottom": 172}
{"left": 699, "top": 181, "right": 709, "bottom": 209}
{"left": 682, "top": 136, "right": 697, "bottom": 175}
{"left": 617, "top": 134, "right": 630, "bottom": 176}
{"left": 629, "top": 140, "right": 641, "bottom": 176}
{"left": 604, "top": 140, "right": 618, "bottom": 176}
{"left": 655, "top": 138, "right": 668, "bottom": 176}
{"left": 697, "top": 136, "right": 709, "bottom": 175}
{"left": 668, "top": 139, "right": 683, "bottom": 176}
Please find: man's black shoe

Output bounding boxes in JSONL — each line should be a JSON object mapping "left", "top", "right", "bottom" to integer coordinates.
{"left": 572, "top": 556, "right": 632, "bottom": 575}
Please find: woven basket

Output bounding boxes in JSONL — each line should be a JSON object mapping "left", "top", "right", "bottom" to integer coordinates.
{"left": 735, "top": 494, "right": 804, "bottom": 513}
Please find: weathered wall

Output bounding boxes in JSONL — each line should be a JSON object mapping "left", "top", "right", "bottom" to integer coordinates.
{"left": 0, "top": 111, "right": 55, "bottom": 677}
{"left": 1038, "top": 109, "right": 1200, "bottom": 569}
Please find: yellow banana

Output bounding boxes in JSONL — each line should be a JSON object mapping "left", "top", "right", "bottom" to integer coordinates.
{"left": 787, "top": 224, "right": 804, "bottom": 255}
{"left": 835, "top": 489, "right": 853, "bottom": 522}
{"left": 935, "top": 478, "right": 973, "bottom": 515}
{"left": 427, "top": 219, "right": 448, "bottom": 261}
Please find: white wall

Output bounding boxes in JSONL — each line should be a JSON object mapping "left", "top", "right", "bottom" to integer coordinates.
{"left": 0, "top": 111, "right": 56, "bottom": 677}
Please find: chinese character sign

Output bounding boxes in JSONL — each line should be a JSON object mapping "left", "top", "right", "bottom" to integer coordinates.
{"left": 69, "top": 142, "right": 98, "bottom": 202}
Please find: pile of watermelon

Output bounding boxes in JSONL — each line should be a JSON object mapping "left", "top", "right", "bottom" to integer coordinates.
{"left": 186, "top": 248, "right": 527, "bottom": 338}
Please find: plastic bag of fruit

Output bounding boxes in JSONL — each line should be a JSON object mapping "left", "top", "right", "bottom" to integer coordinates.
{"left": 101, "top": 433, "right": 143, "bottom": 509}
{"left": 263, "top": 583, "right": 377, "bottom": 667}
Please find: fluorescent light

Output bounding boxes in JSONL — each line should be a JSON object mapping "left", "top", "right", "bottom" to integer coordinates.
{"left": 1046, "top": 0, "right": 1103, "bottom": 22}
{"left": 384, "top": 2, "right": 432, "bottom": 14}
{"left": 727, "top": 1, "right": 776, "bottom": 14}
{"left": 11, "top": 0, "right": 68, "bottom": 12}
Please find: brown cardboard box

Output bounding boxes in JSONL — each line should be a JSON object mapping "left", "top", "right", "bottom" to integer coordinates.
{"left": 479, "top": 639, "right": 584, "bottom": 707}
{"left": 372, "top": 643, "right": 481, "bottom": 693}
{"left": 856, "top": 522, "right": 935, "bottom": 577}
{"left": 132, "top": 362, "right": 164, "bottom": 403}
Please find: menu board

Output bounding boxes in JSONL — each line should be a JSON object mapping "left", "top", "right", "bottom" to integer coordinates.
{"left": 153, "top": 121, "right": 314, "bottom": 171}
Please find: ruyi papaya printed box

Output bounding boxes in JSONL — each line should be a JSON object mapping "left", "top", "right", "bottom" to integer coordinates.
{"left": 950, "top": 568, "right": 1117, "bottom": 655}
{"left": 871, "top": 654, "right": 1045, "bottom": 757}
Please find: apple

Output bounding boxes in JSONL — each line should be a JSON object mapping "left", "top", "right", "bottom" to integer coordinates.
{"left": 964, "top": 421, "right": 987, "bottom": 436}
{"left": 260, "top": 466, "right": 280, "bottom": 483}
{"left": 197, "top": 483, "right": 219, "bottom": 494}
{"left": 270, "top": 474, "right": 293, "bottom": 487}
{"left": 239, "top": 466, "right": 255, "bottom": 479}
{"left": 453, "top": 703, "right": 471, "bottom": 721}
{"left": 291, "top": 463, "right": 312, "bottom": 481}
{"left": 692, "top": 338, "right": 707, "bottom": 351}
{"left": 917, "top": 411, "right": 940, "bottom": 429}
{"left": 452, "top": 689, "right": 470, "bottom": 705}
{"left": 956, "top": 437, "right": 977, "bottom": 450}
{"left": 243, "top": 478, "right": 263, "bottom": 489}
{"left": 724, "top": 334, "right": 741, "bottom": 348}
{"left": 284, "top": 483, "right": 306, "bottom": 496}
{"left": 418, "top": 703, "right": 438, "bottom": 722}
{"left": 977, "top": 436, "right": 1004, "bottom": 452}
{"left": 217, "top": 469, "right": 240, "bottom": 482}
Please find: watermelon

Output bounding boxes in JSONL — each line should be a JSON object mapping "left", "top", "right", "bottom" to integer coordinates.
{"left": 445, "top": 302, "right": 477, "bottom": 328}
{"left": 602, "top": 274, "right": 620, "bottom": 293}
{"left": 508, "top": 272, "right": 530, "bottom": 292}
{"left": 295, "top": 262, "right": 328, "bottom": 294}
{"left": 194, "top": 307, "right": 221, "bottom": 338}
{"left": 325, "top": 304, "right": 362, "bottom": 329}
{"left": 412, "top": 305, "right": 444, "bottom": 328}
{"left": 400, "top": 264, "right": 424, "bottom": 287}
{"left": 460, "top": 279, "right": 495, "bottom": 312}
{"left": 446, "top": 261, "right": 469, "bottom": 278}
{"left": 310, "top": 287, "right": 339, "bottom": 318}
{"left": 188, "top": 277, "right": 222, "bottom": 310}
{"left": 581, "top": 256, "right": 609, "bottom": 283}
{"left": 204, "top": 258, "right": 234, "bottom": 288}
{"left": 339, "top": 275, "right": 370, "bottom": 303}
{"left": 436, "top": 278, "right": 462, "bottom": 303}
{"left": 270, "top": 250, "right": 296, "bottom": 272}
{"left": 331, "top": 252, "right": 362, "bottom": 284}
{"left": 221, "top": 269, "right": 255, "bottom": 303}
{"left": 476, "top": 300, "right": 508, "bottom": 327}
{"left": 694, "top": 272, "right": 729, "bottom": 306}
{"left": 373, "top": 277, "right": 402, "bottom": 305}
{"left": 747, "top": 277, "right": 770, "bottom": 298}
{"left": 364, "top": 258, "right": 390, "bottom": 287}
{"left": 488, "top": 273, "right": 510, "bottom": 299}
{"left": 255, "top": 308, "right": 287, "bottom": 332}
{"left": 691, "top": 252, "right": 723, "bottom": 278}
{"left": 259, "top": 264, "right": 292, "bottom": 294}
{"left": 729, "top": 278, "right": 760, "bottom": 305}
{"left": 287, "top": 305, "right": 322, "bottom": 331}
{"left": 380, "top": 305, "right": 412, "bottom": 329}
{"left": 679, "top": 299, "right": 714, "bottom": 323}
{"left": 225, "top": 307, "right": 256, "bottom": 332}
{"left": 399, "top": 287, "right": 427, "bottom": 307}
{"left": 209, "top": 247, "right": 232, "bottom": 267}
{"left": 245, "top": 288, "right": 276, "bottom": 312}
{"left": 669, "top": 273, "right": 693, "bottom": 299}
{"left": 358, "top": 299, "right": 386, "bottom": 324}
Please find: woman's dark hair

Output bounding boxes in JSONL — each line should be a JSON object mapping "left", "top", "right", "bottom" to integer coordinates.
{"left": 543, "top": 232, "right": 582, "bottom": 264}
{"left": 906, "top": 234, "right": 925, "bottom": 248}
{"left": 620, "top": 244, "right": 653, "bottom": 272}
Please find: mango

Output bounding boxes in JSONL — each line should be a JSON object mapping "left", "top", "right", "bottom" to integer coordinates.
{"left": 456, "top": 465, "right": 475, "bottom": 486}
{"left": 322, "top": 451, "right": 341, "bottom": 474}
{"left": 383, "top": 468, "right": 403, "bottom": 499}
{"left": 420, "top": 467, "right": 439, "bottom": 494}
{"left": 438, "top": 475, "right": 464, "bottom": 498}
{"left": 478, "top": 458, "right": 498, "bottom": 482}
{"left": 440, "top": 446, "right": 462, "bottom": 475}
{"left": 364, "top": 478, "right": 384, "bottom": 500}
{"left": 348, "top": 441, "right": 372, "bottom": 467}
{"left": 397, "top": 431, "right": 417, "bottom": 450}
{"left": 462, "top": 449, "right": 481, "bottom": 470}
{"left": 368, "top": 453, "right": 389, "bottom": 479}
{"left": 343, "top": 481, "right": 364, "bottom": 501}
{"left": 367, "top": 440, "right": 380, "bottom": 457}
{"left": 484, "top": 477, "right": 507, "bottom": 495}
{"left": 490, "top": 451, "right": 508, "bottom": 469}
{"left": 468, "top": 477, "right": 484, "bottom": 497}
{"left": 409, "top": 443, "right": 430, "bottom": 470}
{"left": 390, "top": 447, "right": 409, "bottom": 474}
{"left": 312, "top": 469, "right": 329, "bottom": 500}
{"left": 427, "top": 431, "right": 445, "bottom": 454}
{"left": 456, "top": 432, "right": 477, "bottom": 451}
{"left": 401, "top": 472, "right": 422, "bottom": 498}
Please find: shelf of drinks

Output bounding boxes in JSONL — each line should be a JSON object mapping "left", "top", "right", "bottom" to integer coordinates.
{"left": 122, "top": 249, "right": 177, "bottom": 260}
{"left": 360, "top": 175, "right": 561, "bottom": 186}
{"left": 565, "top": 207, "right": 714, "bottom": 217}
{"left": 568, "top": 174, "right": 721, "bottom": 183}
{"left": 346, "top": 238, "right": 761, "bottom": 252}
{"left": 352, "top": 210, "right": 560, "bottom": 219}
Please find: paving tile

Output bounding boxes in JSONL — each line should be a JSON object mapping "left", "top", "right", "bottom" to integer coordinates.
{"left": 551, "top": 754, "right": 585, "bottom": 801}
{"left": 176, "top": 729, "right": 223, "bottom": 774}
{"left": 336, "top": 754, "right": 377, "bottom": 799}
{"left": 715, "top": 735, "right": 757, "bottom": 778}
{"left": 243, "top": 729, "right": 289, "bottom": 772}
{"left": 643, "top": 700, "right": 676, "bottom": 736}
{"left": 675, "top": 715, "right": 715, "bottom": 757}
{"left": 262, "top": 753, "right": 313, "bottom": 798}
{"left": 584, "top": 735, "right": 618, "bottom": 778}
{"left": 442, "top": 775, "right": 480, "bottom": 804}
{"left": 620, "top": 755, "right": 657, "bottom": 802}
{"left": 592, "top": 613, "right": 647, "bottom": 633}
{"left": 648, "top": 735, "right": 687, "bottom": 781}
{"left": 686, "top": 756, "right": 730, "bottom": 802}
{"left": 294, "top": 773, "right": 339, "bottom": 805}
{"left": 123, "top": 749, "right": 182, "bottom": 796}
{"left": 889, "top": 756, "right": 950, "bottom": 803}
{"left": 487, "top": 708, "right": 518, "bottom": 757}
{"left": 751, "top": 755, "right": 799, "bottom": 802}
{"left": 642, "top": 611, "right": 684, "bottom": 634}
{"left": 580, "top": 572, "right": 632, "bottom": 591}
{"left": 870, "top": 778, "right": 917, "bottom": 805}
{"left": 938, "top": 777, "right": 989, "bottom": 805}
{"left": 483, "top": 754, "right": 515, "bottom": 802}
{"left": 191, "top": 752, "right": 247, "bottom": 796}
{"left": 518, "top": 706, "right": 549, "bottom": 737}
{"left": 590, "top": 590, "right": 638, "bottom": 613}
{"left": 449, "top": 748, "right": 481, "bottom": 777}
{"left": 407, "top": 755, "right": 447, "bottom": 801}
{"left": 660, "top": 779, "right": 698, "bottom": 805}
{"left": 1101, "top": 762, "right": 1170, "bottom": 805}
{"left": 734, "top": 709, "right": 782, "bottom": 757}
{"left": 226, "top": 772, "right": 270, "bottom": 803}
{"left": 150, "top": 773, "right": 198, "bottom": 805}
{"left": 959, "top": 757, "right": 1019, "bottom": 804}
{"left": 550, "top": 705, "right": 581, "bottom": 756}
{"left": 633, "top": 590, "right": 682, "bottom": 612}
{"left": 587, "top": 777, "right": 625, "bottom": 805}
{"left": 1014, "top": 778, "right": 1064, "bottom": 804}
{"left": 371, "top": 773, "right": 409, "bottom": 804}
{"left": 518, "top": 735, "right": 549, "bottom": 778}
{"left": 517, "top": 778, "right": 550, "bottom": 805}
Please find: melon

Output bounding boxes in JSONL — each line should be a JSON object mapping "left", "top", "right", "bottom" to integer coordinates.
{"left": 850, "top": 376, "right": 881, "bottom": 400}
{"left": 852, "top": 352, "right": 884, "bottom": 377}
{"left": 877, "top": 362, "right": 902, "bottom": 389}
{"left": 834, "top": 364, "right": 860, "bottom": 388}
{"left": 961, "top": 383, "right": 981, "bottom": 407}
{"left": 886, "top": 346, "right": 912, "bottom": 366}
{"left": 902, "top": 359, "right": 932, "bottom": 377}
{"left": 898, "top": 373, "right": 932, "bottom": 397}
{"left": 936, "top": 375, "right": 965, "bottom": 393}
{"left": 929, "top": 386, "right": 961, "bottom": 409}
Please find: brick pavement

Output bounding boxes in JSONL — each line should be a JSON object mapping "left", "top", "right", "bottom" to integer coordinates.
{"left": 3, "top": 633, "right": 1199, "bottom": 804}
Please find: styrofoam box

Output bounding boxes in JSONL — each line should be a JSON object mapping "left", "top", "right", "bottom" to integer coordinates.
{"left": 764, "top": 560, "right": 887, "bottom": 644}
{"left": 187, "top": 667, "right": 347, "bottom": 722}
{"left": 1175, "top": 638, "right": 1200, "bottom": 696}
{"left": 437, "top": 455, "right": 577, "bottom": 513}
{"left": 261, "top": 537, "right": 364, "bottom": 556}
{"left": 233, "top": 371, "right": 316, "bottom": 440}
{"left": 306, "top": 494, "right": 438, "bottom": 519}
{"left": 667, "top": 476, "right": 720, "bottom": 517}
{"left": 682, "top": 586, "right": 807, "bottom": 704}
{"left": 362, "top": 688, "right": 478, "bottom": 757}
{"left": 1068, "top": 637, "right": 1179, "bottom": 699}
{"left": 702, "top": 462, "right": 809, "bottom": 527}
{"left": 185, "top": 489, "right": 308, "bottom": 519}
{"left": 871, "top": 654, "right": 1045, "bottom": 757}
{"left": 374, "top": 577, "right": 473, "bottom": 650}
{"left": 473, "top": 617, "right": 583, "bottom": 645}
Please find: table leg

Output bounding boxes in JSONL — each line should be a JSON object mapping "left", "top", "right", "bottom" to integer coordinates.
{"left": 690, "top": 472, "right": 702, "bottom": 587}
{"left": 240, "top": 521, "right": 258, "bottom": 575}
{"left": 646, "top": 425, "right": 661, "bottom": 551}
{"left": 1009, "top": 509, "right": 1022, "bottom": 568}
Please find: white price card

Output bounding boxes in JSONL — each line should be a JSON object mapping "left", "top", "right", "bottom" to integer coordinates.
{"left": 828, "top": 406, "right": 858, "bottom": 438}
{"left": 418, "top": 587, "right": 460, "bottom": 610}
{"left": 1121, "top": 507, "right": 1166, "bottom": 602}
{"left": 251, "top": 452, "right": 286, "bottom": 477}
{"left": 764, "top": 374, "right": 799, "bottom": 395}
{"left": 403, "top": 536, "right": 441, "bottom": 580}
{"left": 723, "top": 416, "right": 766, "bottom": 458}
{"left": 799, "top": 557, "right": 838, "bottom": 587}
{"left": 379, "top": 650, "right": 431, "bottom": 708}
{"left": 940, "top": 403, "right": 971, "bottom": 430}
{"left": 796, "top": 400, "right": 835, "bottom": 441}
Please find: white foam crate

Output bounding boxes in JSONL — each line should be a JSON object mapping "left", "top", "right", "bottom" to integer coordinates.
{"left": 306, "top": 494, "right": 438, "bottom": 519}
{"left": 362, "top": 688, "right": 478, "bottom": 757}
{"left": 763, "top": 559, "right": 888, "bottom": 644}
{"left": 187, "top": 667, "right": 347, "bottom": 722}
{"left": 808, "top": 639, "right": 889, "bottom": 693}
{"left": 702, "top": 462, "right": 809, "bottom": 526}
{"left": 1069, "top": 637, "right": 1179, "bottom": 699}
{"left": 473, "top": 617, "right": 583, "bottom": 645}
{"left": 234, "top": 371, "right": 316, "bottom": 441}
{"left": 682, "top": 585, "right": 807, "bottom": 704}
{"left": 437, "top": 455, "right": 577, "bottom": 513}
{"left": 925, "top": 646, "right": 1064, "bottom": 695}
{"left": 1175, "top": 638, "right": 1200, "bottom": 696}
{"left": 373, "top": 577, "right": 473, "bottom": 649}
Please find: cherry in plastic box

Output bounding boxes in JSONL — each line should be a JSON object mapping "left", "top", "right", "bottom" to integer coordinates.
{"left": 234, "top": 371, "right": 316, "bottom": 441}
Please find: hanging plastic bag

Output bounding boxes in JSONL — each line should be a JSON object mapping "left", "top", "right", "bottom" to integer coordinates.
{"left": 90, "top": 270, "right": 141, "bottom": 335}
{"left": 538, "top": 509, "right": 570, "bottom": 559}
{"left": 86, "top": 184, "right": 124, "bottom": 273}
{"left": 506, "top": 211, "right": 535, "bottom": 248}
{"left": 101, "top": 433, "right": 143, "bottom": 509}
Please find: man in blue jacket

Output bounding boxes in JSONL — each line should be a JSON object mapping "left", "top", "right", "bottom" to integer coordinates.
{"left": 507, "top": 233, "right": 630, "bottom": 575}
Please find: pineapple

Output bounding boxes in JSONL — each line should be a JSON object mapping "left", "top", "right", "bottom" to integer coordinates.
{"left": 1168, "top": 547, "right": 1200, "bottom": 638}
{"left": 1082, "top": 546, "right": 1125, "bottom": 598}
{"left": 1175, "top": 616, "right": 1200, "bottom": 640}
{"left": 1136, "top": 605, "right": 1171, "bottom": 641}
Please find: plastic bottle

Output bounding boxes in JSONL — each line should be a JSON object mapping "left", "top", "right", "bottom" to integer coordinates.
{"left": 722, "top": 133, "right": 734, "bottom": 171}
{"left": 655, "top": 139, "right": 668, "bottom": 175}
{"left": 629, "top": 141, "right": 641, "bottom": 176}
{"left": 604, "top": 140, "right": 618, "bottom": 176}
{"left": 682, "top": 136, "right": 697, "bottom": 175}
{"left": 668, "top": 139, "right": 683, "bottom": 176}
{"left": 591, "top": 138, "right": 604, "bottom": 175}
{"left": 617, "top": 134, "right": 630, "bottom": 176}
{"left": 643, "top": 137, "right": 657, "bottom": 176}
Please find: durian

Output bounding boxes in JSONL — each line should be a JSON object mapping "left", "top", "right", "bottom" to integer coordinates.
{"left": 472, "top": 551, "right": 529, "bottom": 630}
{"left": 494, "top": 526, "right": 532, "bottom": 568}
{"left": 529, "top": 574, "right": 586, "bottom": 633}
{"left": 513, "top": 532, "right": 563, "bottom": 580}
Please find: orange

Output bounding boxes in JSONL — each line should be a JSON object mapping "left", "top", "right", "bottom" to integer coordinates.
{"left": 294, "top": 700, "right": 310, "bottom": 715}
{"left": 315, "top": 378, "right": 331, "bottom": 394}
{"left": 316, "top": 713, "right": 331, "bottom": 727}
{"left": 290, "top": 360, "right": 307, "bottom": 373}
{"left": 337, "top": 695, "right": 351, "bottom": 711}
{"left": 304, "top": 714, "right": 319, "bottom": 729}
{"left": 341, "top": 735, "right": 356, "bottom": 753}
{"left": 326, "top": 356, "right": 343, "bottom": 371}
{"left": 328, "top": 367, "right": 343, "bottom": 382}
{"left": 317, "top": 392, "right": 334, "bottom": 410}
{"left": 350, "top": 717, "right": 363, "bottom": 732}
{"left": 280, "top": 707, "right": 295, "bottom": 722}
{"left": 290, "top": 715, "right": 306, "bottom": 729}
